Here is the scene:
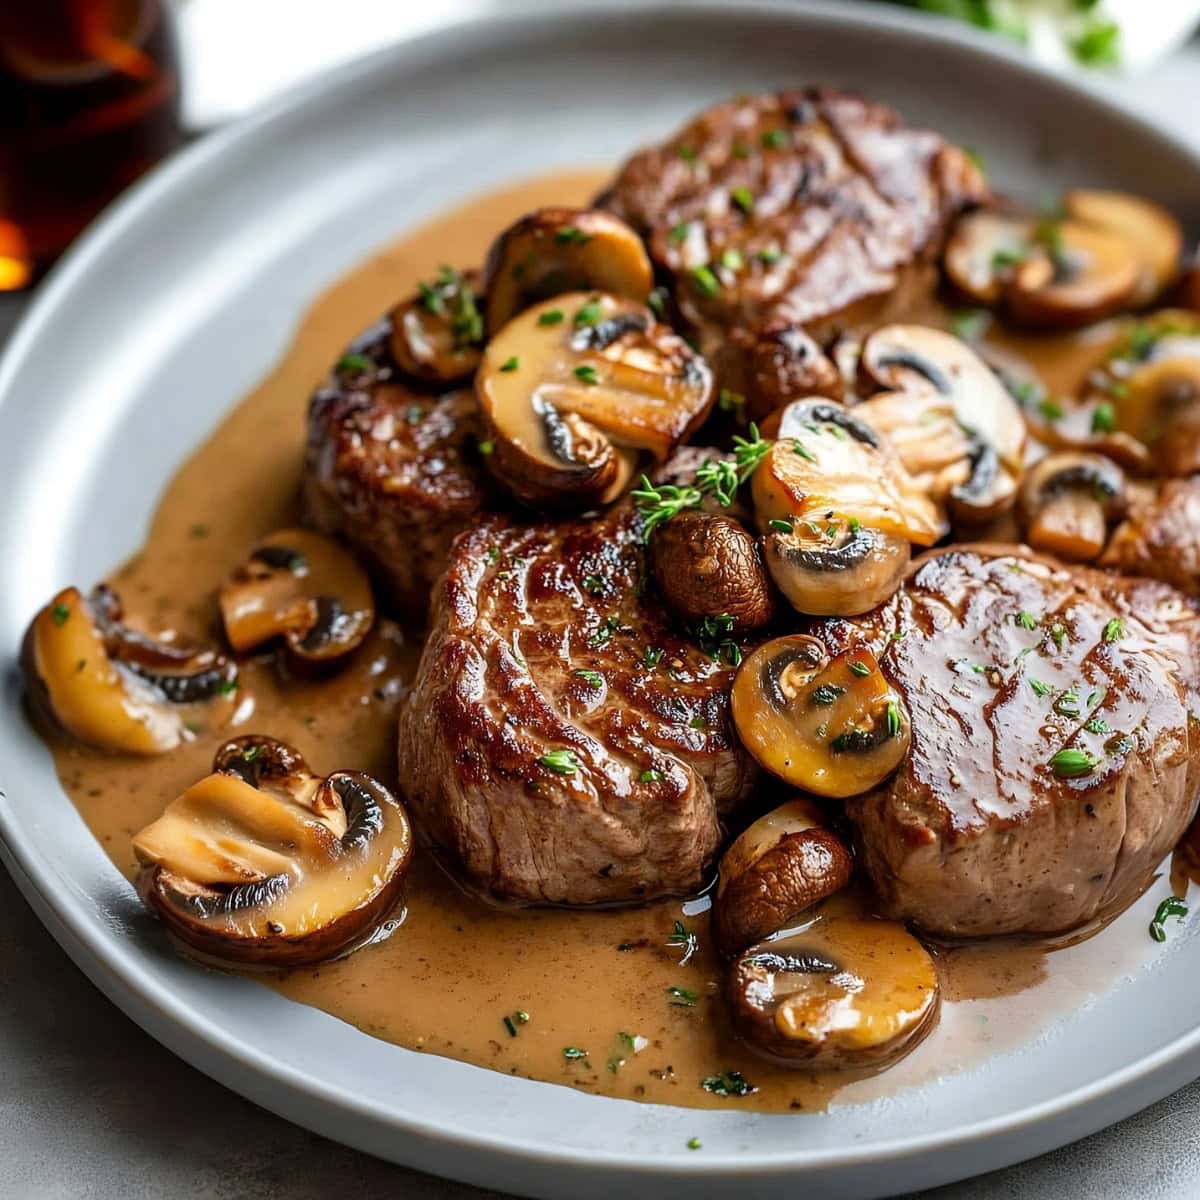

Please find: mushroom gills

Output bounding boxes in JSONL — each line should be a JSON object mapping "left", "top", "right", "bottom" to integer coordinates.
{"left": 1018, "top": 453, "right": 1127, "bottom": 563}
{"left": 23, "top": 585, "right": 238, "bottom": 755}
{"left": 730, "top": 634, "right": 911, "bottom": 798}
{"left": 727, "top": 897, "right": 939, "bottom": 1070}
{"left": 134, "top": 736, "right": 412, "bottom": 967}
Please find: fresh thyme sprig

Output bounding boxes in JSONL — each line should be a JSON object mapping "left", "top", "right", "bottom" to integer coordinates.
{"left": 630, "top": 477, "right": 704, "bottom": 540}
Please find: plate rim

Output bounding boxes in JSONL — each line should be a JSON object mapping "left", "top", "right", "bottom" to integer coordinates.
{"left": 3, "top": 0, "right": 1200, "bottom": 1189}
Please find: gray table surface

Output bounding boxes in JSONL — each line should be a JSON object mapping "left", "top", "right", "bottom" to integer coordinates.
{"left": 3, "top": 38, "right": 1200, "bottom": 1200}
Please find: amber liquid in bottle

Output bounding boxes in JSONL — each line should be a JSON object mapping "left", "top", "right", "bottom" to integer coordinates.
{"left": 0, "top": 0, "right": 183, "bottom": 290}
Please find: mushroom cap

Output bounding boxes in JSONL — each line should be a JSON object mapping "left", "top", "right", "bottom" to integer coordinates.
{"left": 219, "top": 529, "right": 375, "bottom": 668}
{"left": 1017, "top": 452, "right": 1127, "bottom": 563}
{"left": 730, "top": 634, "right": 911, "bottom": 797}
{"left": 1065, "top": 189, "right": 1183, "bottom": 308}
{"left": 476, "top": 291, "right": 714, "bottom": 510}
{"left": 23, "top": 586, "right": 238, "bottom": 755}
{"left": 727, "top": 908, "right": 939, "bottom": 1069}
{"left": 649, "top": 510, "right": 776, "bottom": 632}
{"left": 857, "top": 324, "right": 1025, "bottom": 521}
{"left": 714, "top": 797, "right": 853, "bottom": 958}
{"left": 388, "top": 266, "right": 483, "bottom": 386}
{"left": 483, "top": 207, "right": 653, "bottom": 333}
{"left": 134, "top": 735, "right": 412, "bottom": 968}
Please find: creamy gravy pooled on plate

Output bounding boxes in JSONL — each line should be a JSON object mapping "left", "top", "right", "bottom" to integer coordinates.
{"left": 46, "top": 169, "right": 1148, "bottom": 1113}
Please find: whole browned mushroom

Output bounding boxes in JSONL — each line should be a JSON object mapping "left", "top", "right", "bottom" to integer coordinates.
{"left": 219, "top": 529, "right": 375, "bottom": 669}
{"left": 22, "top": 585, "right": 238, "bottom": 755}
{"left": 727, "top": 910, "right": 939, "bottom": 1069}
{"left": 389, "top": 266, "right": 483, "bottom": 385}
{"left": 714, "top": 797, "right": 853, "bottom": 958}
{"left": 483, "top": 207, "right": 653, "bottom": 333}
{"left": 730, "top": 634, "right": 911, "bottom": 798}
{"left": 476, "top": 292, "right": 714, "bottom": 510}
{"left": 857, "top": 325, "right": 1025, "bottom": 521}
{"left": 649, "top": 510, "right": 776, "bottom": 632}
{"left": 1064, "top": 190, "right": 1183, "bottom": 307}
{"left": 753, "top": 399, "right": 944, "bottom": 615}
{"left": 134, "top": 734, "right": 412, "bottom": 967}
{"left": 1017, "top": 452, "right": 1127, "bottom": 562}
{"left": 944, "top": 209, "right": 1140, "bottom": 329}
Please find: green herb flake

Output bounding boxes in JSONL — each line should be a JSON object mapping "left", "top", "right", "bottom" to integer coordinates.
{"left": 768, "top": 518, "right": 793, "bottom": 533}
{"left": 731, "top": 186, "right": 755, "bottom": 215}
{"left": 1016, "top": 610, "right": 1038, "bottom": 631}
{"left": 538, "top": 749, "right": 580, "bottom": 776}
{"left": 562, "top": 1047, "right": 589, "bottom": 1061}
{"left": 477, "top": 438, "right": 495, "bottom": 456}
{"left": 574, "top": 300, "right": 604, "bottom": 327}
{"left": 1029, "top": 678, "right": 1052, "bottom": 698}
{"left": 555, "top": 225, "right": 593, "bottom": 245}
{"left": 1090, "top": 400, "right": 1117, "bottom": 434}
{"left": 668, "top": 222, "right": 691, "bottom": 245}
{"left": 218, "top": 678, "right": 240, "bottom": 696}
{"left": 643, "top": 646, "right": 664, "bottom": 669}
{"left": 691, "top": 265, "right": 720, "bottom": 297}
{"left": 1103, "top": 617, "right": 1123, "bottom": 643}
{"left": 1038, "top": 398, "right": 1066, "bottom": 423}
{"left": 499, "top": 356, "right": 519, "bottom": 373}
{"left": 762, "top": 128, "right": 789, "bottom": 149}
{"left": 668, "top": 985, "right": 698, "bottom": 1008}
{"left": 792, "top": 440, "right": 816, "bottom": 463}
{"left": 50, "top": 603, "right": 70, "bottom": 627}
{"left": 720, "top": 248, "right": 745, "bottom": 272}
{"left": 640, "top": 768, "right": 661, "bottom": 784}
{"left": 574, "top": 364, "right": 599, "bottom": 385}
{"left": 950, "top": 308, "right": 989, "bottom": 341}
{"left": 537, "top": 308, "right": 565, "bottom": 326}
{"left": 886, "top": 700, "right": 901, "bottom": 739}
{"left": 848, "top": 661, "right": 872, "bottom": 678}
{"left": 336, "top": 352, "right": 373, "bottom": 375}
{"left": 687, "top": 1137, "right": 702, "bottom": 1151}
{"left": 1071, "top": 18, "right": 1121, "bottom": 68}
{"left": 405, "top": 404, "right": 426, "bottom": 425}
{"left": 1050, "top": 748, "right": 1099, "bottom": 778}
{"left": 647, "top": 287, "right": 668, "bottom": 317}
{"left": 1149, "top": 895, "right": 1187, "bottom": 943}
{"left": 678, "top": 145, "right": 698, "bottom": 163}
{"left": 502, "top": 1015, "right": 518, "bottom": 1038}
{"left": 1084, "top": 716, "right": 1109, "bottom": 735}
{"left": 189, "top": 523, "right": 209, "bottom": 539}
{"left": 701, "top": 1071, "right": 757, "bottom": 1098}
{"left": 811, "top": 684, "right": 845, "bottom": 707}
{"left": 575, "top": 669, "right": 604, "bottom": 688}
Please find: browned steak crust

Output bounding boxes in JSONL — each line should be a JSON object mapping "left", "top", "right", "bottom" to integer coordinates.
{"left": 1101, "top": 478, "right": 1200, "bottom": 597}
{"left": 599, "top": 88, "right": 987, "bottom": 409}
{"left": 812, "top": 545, "right": 1200, "bottom": 937}
{"left": 302, "top": 319, "right": 495, "bottom": 618}
{"left": 397, "top": 501, "right": 759, "bottom": 906}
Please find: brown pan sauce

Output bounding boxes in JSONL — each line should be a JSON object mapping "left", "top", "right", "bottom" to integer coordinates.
{"left": 43, "top": 169, "right": 1173, "bottom": 1113}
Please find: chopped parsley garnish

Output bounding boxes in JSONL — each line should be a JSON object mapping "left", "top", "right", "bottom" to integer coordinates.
{"left": 574, "top": 299, "right": 603, "bottom": 327}
{"left": 730, "top": 186, "right": 755, "bottom": 215}
{"left": 562, "top": 1047, "right": 589, "bottom": 1061}
{"left": 667, "top": 985, "right": 698, "bottom": 1007}
{"left": 405, "top": 404, "right": 425, "bottom": 424}
{"left": 576, "top": 669, "right": 604, "bottom": 688}
{"left": 762, "top": 128, "right": 789, "bottom": 149}
{"left": 1016, "top": 610, "right": 1038, "bottom": 631}
{"left": 589, "top": 615, "right": 620, "bottom": 647}
{"left": 643, "top": 646, "right": 664, "bottom": 669}
{"left": 1050, "top": 748, "right": 1098, "bottom": 778}
{"left": 689, "top": 716, "right": 708, "bottom": 731}
{"left": 1038, "top": 398, "right": 1065, "bottom": 423}
{"left": 640, "top": 768, "right": 661, "bottom": 784}
{"left": 538, "top": 749, "right": 580, "bottom": 776}
{"left": 718, "top": 387, "right": 746, "bottom": 420}
{"left": 581, "top": 574, "right": 604, "bottom": 595}
{"left": 1070, "top": 17, "right": 1120, "bottom": 67}
{"left": 811, "top": 683, "right": 845, "bottom": 706}
{"left": 1090, "top": 400, "right": 1117, "bottom": 434}
{"left": 1050, "top": 624, "right": 1067, "bottom": 650}
{"left": 667, "top": 920, "right": 698, "bottom": 964}
{"left": 537, "top": 308, "right": 565, "bottom": 326}
{"left": 886, "top": 700, "right": 901, "bottom": 739}
{"left": 218, "top": 679, "right": 240, "bottom": 696}
{"left": 768, "top": 518, "right": 793, "bottom": 533}
{"left": 701, "top": 1071, "right": 756, "bottom": 1097}
{"left": 189, "top": 523, "right": 209, "bottom": 539}
{"left": 687, "top": 1137, "right": 702, "bottom": 1151}
{"left": 574, "top": 364, "right": 599, "bottom": 385}
{"left": 336, "top": 352, "right": 373, "bottom": 375}
{"left": 756, "top": 245, "right": 783, "bottom": 264}
{"left": 691, "top": 265, "right": 720, "bottom": 297}
{"left": 477, "top": 439, "right": 495, "bottom": 456}
{"left": 1053, "top": 690, "right": 1080, "bottom": 718}
{"left": 848, "top": 660, "right": 871, "bottom": 678}
{"left": 555, "top": 225, "right": 592, "bottom": 245}
{"left": 1149, "top": 895, "right": 1187, "bottom": 943}
{"left": 950, "top": 308, "right": 989, "bottom": 341}
{"left": 647, "top": 287, "right": 668, "bottom": 316}
{"left": 720, "top": 248, "right": 745, "bottom": 272}
{"left": 503, "top": 1015, "right": 518, "bottom": 1038}
{"left": 50, "top": 602, "right": 70, "bottom": 627}
{"left": 791, "top": 440, "right": 816, "bottom": 463}
{"left": 500, "top": 356, "right": 519, "bottom": 373}
{"left": 1103, "top": 617, "right": 1123, "bottom": 643}
{"left": 668, "top": 222, "right": 691, "bottom": 245}
{"left": 678, "top": 145, "right": 698, "bottom": 162}
{"left": 1084, "top": 716, "right": 1109, "bottom": 735}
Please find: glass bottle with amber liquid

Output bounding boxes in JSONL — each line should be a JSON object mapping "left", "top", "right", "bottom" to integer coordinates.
{"left": 0, "top": 0, "right": 183, "bottom": 290}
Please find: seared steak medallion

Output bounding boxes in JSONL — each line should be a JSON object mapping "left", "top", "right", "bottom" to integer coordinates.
{"left": 813, "top": 545, "right": 1200, "bottom": 937}
{"left": 303, "top": 319, "right": 495, "bottom": 618}
{"left": 599, "top": 89, "right": 988, "bottom": 413}
{"left": 397, "top": 498, "right": 759, "bottom": 906}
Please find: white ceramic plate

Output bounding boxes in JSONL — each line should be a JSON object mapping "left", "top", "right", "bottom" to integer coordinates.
{"left": 2, "top": 4, "right": 1199, "bottom": 1196}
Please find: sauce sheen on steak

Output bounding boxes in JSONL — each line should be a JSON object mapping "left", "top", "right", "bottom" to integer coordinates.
{"left": 815, "top": 546, "right": 1200, "bottom": 937}
{"left": 397, "top": 497, "right": 759, "bottom": 906}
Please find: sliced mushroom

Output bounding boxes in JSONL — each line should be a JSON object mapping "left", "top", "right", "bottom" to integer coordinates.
{"left": 134, "top": 734, "right": 412, "bottom": 967}
{"left": 858, "top": 325, "right": 1025, "bottom": 521}
{"left": 752, "top": 399, "right": 944, "bottom": 615}
{"left": 730, "top": 634, "right": 911, "bottom": 798}
{"left": 22, "top": 586, "right": 238, "bottom": 755}
{"left": 944, "top": 209, "right": 1139, "bottom": 329}
{"left": 728, "top": 910, "right": 939, "bottom": 1069}
{"left": 219, "top": 530, "right": 375, "bottom": 669}
{"left": 476, "top": 292, "right": 713, "bottom": 509}
{"left": 1064, "top": 190, "right": 1183, "bottom": 308}
{"left": 649, "top": 510, "right": 776, "bottom": 632}
{"left": 714, "top": 797, "right": 853, "bottom": 958}
{"left": 389, "top": 266, "right": 483, "bottom": 385}
{"left": 1017, "top": 452, "right": 1127, "bottom": 562}
{"left": 483, "top": 207, "right": 653, "bottom": 333}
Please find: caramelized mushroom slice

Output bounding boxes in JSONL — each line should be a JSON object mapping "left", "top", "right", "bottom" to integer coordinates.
{"left": 219, "top": 529, "right": 375, "bottom": 668}
{"left": 753, "top": 400, "right": 944, "bottom": 614}
{"left": 858, "top": 325, "right": 1025, "bottom": 520}
{"left": 1064, "top": 190, "right": 1183, "bottom": 307}
{"left": 650, "top": 510, "right": 776, "bottom": 632}
{"left": 944, "top": 210, "right": 1139, "bottom": 329}
{"left": 731, "top": 634, "right": 911, "bottom": 798}
{"left": 714, "top": 797, "right": 853, "bottom": 958}
{"left": 134, "top": 735, "right": 412, "bottom": 967}
{"left": 476, "top": 292, "right": 714, "bottom": 509}
{"left": 1017, "top": 453, "right": 1127, "bottom": 562}
{"left": 22, "top": 586, "right": 238, "bottom": 755}
{"left": 389, "top": 266, "right": 483, "bottom": 385}
{"left": 483, "top": 207, "right": 653, "bottom": 332}
{"left": 728, "top": 910, "right": 938, "bottom": 1069}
